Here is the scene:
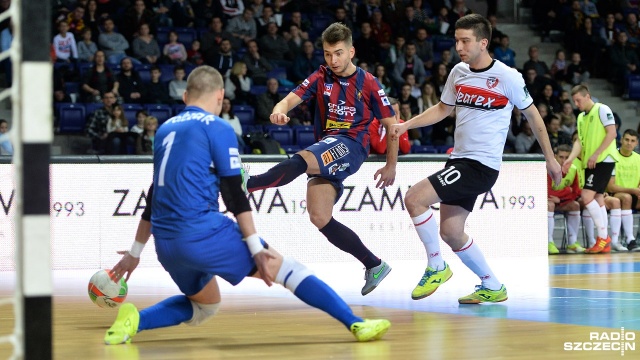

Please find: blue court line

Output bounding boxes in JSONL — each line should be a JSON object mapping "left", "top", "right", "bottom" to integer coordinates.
{"left": 551, "top": 262, "right": 640, "bottom": 275}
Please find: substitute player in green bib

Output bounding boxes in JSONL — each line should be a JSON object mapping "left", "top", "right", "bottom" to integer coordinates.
{"left": 607, "top": 129, "right": 640, "bottom": 251}
{"left": 563, "top": 85, "right": 619, "bottom": 254}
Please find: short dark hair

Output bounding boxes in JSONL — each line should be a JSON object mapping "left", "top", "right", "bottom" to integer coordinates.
{"left": 571, "top": 84, "right": 590, "bottom": 96}
{"left": 455, "top": 14, "right": 492, "bottom": 42}
{"left": 0, "top": 119, "right": 7, "bottom": 126}
{"left": 556, "top": 144, "right": 572, "bottom": 154}
{"left": 322, "top": 22, "right": 352, "bottom": 47}
{"left": 623, "top": 129, "right": 639, "bottom": 138}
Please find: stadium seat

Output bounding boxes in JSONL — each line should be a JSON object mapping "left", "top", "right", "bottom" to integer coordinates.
{"left": 267, "top": 67, "right": 287, "bottom": 80}
{"left": 411, "top": 145, "right": 438, "bottom": 154}
{"left": 64, "top": 82, "right": 80, "bottom": 98}
{"left": 122, "top": 104, "right": 145, "bottom": 128}
{"left": 84, "top": 102, "right": 102, "bottom": 116}
{"left": 233, "top": 105, "right": 255, "bottom": 126}
{"left": 172, "top": 104, "right": 186, "bottom": 115}
{"left": 627, "top": 75, "right": 640, "bottom": 100}
{"left": 159, "top": 64, "right": 176, "bottom": 83}
{"left": 250, "top": 85, "right": 267, "bottom": 96}
{"left": 282, "top": 145, "right": 301, "bottom": 154}
{"left": 267, "top": 126, "right": 293, "bottom": 145}
{"left": 58, "top": 103, "right": 86, "bottom": 133}
{"left": 174, "top": 27, "right": 198, "bottom": 48}
{"left": 434, "top": 37, "right": 455, "bottom": 52}
{"left": 77, "top": 62, "right": 93, "bottom": 78}
{"left": 294, "top": 126, "right": 315, "bottom": 148}
{"left": 137, "top": 68, "right": 151, "bottom": 83}
{"left": 145, "top": 104, "right": 173, "bottom": 124}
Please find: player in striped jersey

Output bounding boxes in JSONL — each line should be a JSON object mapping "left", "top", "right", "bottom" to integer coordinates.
{"left": 243, "top": 23, "right": 397, "bottom": 296}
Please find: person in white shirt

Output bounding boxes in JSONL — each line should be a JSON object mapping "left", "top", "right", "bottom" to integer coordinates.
{"left": 53, "top": 21, "right": 78, "bottom": 62}
{"left": 391, "top": 14, "right": 561, "bottom": 304}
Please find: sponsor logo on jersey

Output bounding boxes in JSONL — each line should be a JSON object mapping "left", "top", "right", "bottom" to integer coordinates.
{"left": 302, "top": 79, "right": 309, "bottom": 86}
{"left": 328, "top": 162, "right": 350, "bottom": 174}
{"left": 328, "top": 100, "right": 356, "bottom": 116}
{"left": 381, "top": 96, "right": 390, "bottom": 106}
{"left": 378, "top": 89, "right": 386, "bottom": 96}
{"left": 454, "top": 85, "right": 508, "bottom": 110}
{"left": 326, "top": 119, "right": 352, "bottom": 129}
{"left": 523, "top": 86, "right": 530, "bottom": 101}
{"left": 356, "top": 89, "right": 363, "bottom": 101}
{"left": 321, "top": 143, "right": 350, "bottom": 166}
{"left": 486, "top": 77, "right": 499, "bottom": 89}
{"left": 339, "top": 81, "right": 349, "bottom": 86}
{"left": 324, "top": 83, "right": 333, "bottom": 96}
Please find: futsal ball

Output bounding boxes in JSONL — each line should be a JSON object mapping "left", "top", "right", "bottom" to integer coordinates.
{"left": 88, "top": 269, "right": 128, "bottom": 309}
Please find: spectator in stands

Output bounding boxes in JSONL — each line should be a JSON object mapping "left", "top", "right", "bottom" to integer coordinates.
{"left": 187, "top": 40, "right": 204, "bottom": 66}
{"left": 287, "top": 25, "right": 305, "bottom": 57}
{"left": 122, "top": 0, "right": 155, "bottom": 42}
{"left": 550, "top": 49, "right": 567, "bottom": 83}
{"left": 623, "top": 12, "right": 640, "bottom": 48}
{"left": 607, "top": 129, "right": 640, "bottom": 250}
{"left": 81, "top": 50, "right": 116, "bottom": 103}
{"left": 147, "top": 0, "right": 172, "bottom": 27}
{"left": 440, "top": 49, "right": 458, "bottom": 71}
{"left": 566, "top": 52, "right": 590, "bottom": 86}
{"left": 53, "top": 20, "right": 78, "bottom": 64}
{"left": 114, "top": 57, "right": 144, "bottom": 104}
{"left": 574, "top": 17, "right": 606, "bottom": 75}
{"left": 398, "top": 83, "right": 419, "bottom": 116}
{"left": 130, "top": 110, "right": 147, "bottom": 135}
{"left": 225, "top": 61, "right": 252, "bottom": 105}
{"left": 546, "top": 114, "right": 573, "bottom": 152}
{"left": 201, "top": 17, "right": 233, "bottom": 58}
{"left": 370, "top": 9, "right": 392, "bottom": 60}
{"left": 537, "top": 84, "right": 562, "bottom": 114}
{"left": 170, "top": 0, "right": 195, "bottom": 27}
{"left": 283, "top": 11, "right": 310, "bottom": 39}
{"left": 370, "top": 97, "right": 411, "bottom": 155}
{"left": 220, "top": 0, "right": 245, "bottom": 20}
{"left": 242, "top": 39, "right": 272, "bottom": 85}
{"left": 451, "top": 0, "right": 473, "bottom": 21}
{"left": 83, "top": 0, "right": 100, "bottom": 43}
{"left": 169, "top": 66, "right": 187, "bottom": 103}
{"left": 163, "top": 31, "right": 188, "bottom": 65}
{"left": 353, "top": 22, "right": 381, "bottom": 66}
{"left": 289, "top": 100, "right": 313, "bottom": 126}
{"left": 106, "top": 104, "right": 130, "bottom": 154}
{"left": 77, "top": 28, "right": 97, "bottom": 63}
{"left": 396, "top": 6, "right": 422, "bottom": 41}
{"left": 259, "top": 21, "right": 292, "bottom": 68}
{"left": 435, "top": 6, "right": 454, "bottom": 36}
{"left": 143, "top": 66, "right": 171, "bottom": 104}
{"left": 98, "top": 18, "right": 132, "bottom": 65}
{"left": 220, "top": 97, "right": 244, "bottom": 149}
{"left": 256, "top": 77, "right": 300, "bottom": 125}
{"left": 523, "top": 46, "right": 549, "bottom": 77}
{"left": 193, "top": 0, "right": 223, "bottom": 29}
{"left": 419, "top": 82, "right": 438, "bottom": 114}
{"left": 399, "top": 102, "right": 413, "bottom": 122}
{"left": 392, "top": 41, "right": 426, "bottom": 88}
{"left": 387, "top": 35, "right": 405, "bottom": 66}
{"left": 256, "top": 4, "right": 276, "bottom": 37}
{"left": 488, "top": 14, "right": 504, "bottom": 52}
{"left": 358, "top": 61, "right": 370, "bottom": 73}
{"left": 248, "top": 0, "right": 263, "bottom": 18}
{"left": 493, "top": 34, "right": 515, "bottom": 68}
{"left": 404, "top": 73, "right": 421, "bottom": 99}
{"left": 374, "top": 64, "right": 394, "bottom": 98}
{"left": 226, "top": 8, "right": 257, "bottom": 48}
{"left": 0, "top": 119, "right": 13, "bottom": 156}
{"left": 53, "top": 66, "right": 71, "bottom": 104}
{"left": 65, "top": 5, "right": 85, "bottom": 41}
{"left": 609, "top": 32, "right": 640, "bottom": 95}
{"left": 506, "top": 107, "right": 524, "bottom": 151}
{"left": 86, "top": 91, "right": 116, "bottom": 153}
{"left": 334, "top": 6, "right": 354, "bottom": 30}
{"left": 381, "top": 0, "right": 405, "bottom": 26}
{"left": 430, "top": 63, "right": 449, "bottom": 96}
{"left": 411, "top": 0, "right": 434, "bottom": 26}
{"left": 565, "top": 0, "right": 586, "bottom": 45}
{"left": 559, "top": 101, "right": 577, "bottom": 135}
{"left": 515, "top": 120, "right": 535, "bottom": 154}
{"left": 547, "top": 144, "right": 583, "bottom": 254}
{"left": 414, "top": 28, "right": 434, "bottom": 72}
{"left": 600, "top": 13, "right": 620, "bottom": 48}
{"left": 136, "top": 115, "right": 158, "bottom": 155}
{"left": 132, "top": 23, "right": 160, "bottom": 65}
{"left": 291, "top": 40, "right": 321, "bottom": 84}
{"left": 208, "top": 38, "right": 235, "bottom": 77}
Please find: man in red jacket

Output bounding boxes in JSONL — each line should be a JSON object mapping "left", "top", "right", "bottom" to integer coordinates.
{"left": 370, "top": 97, "right": 411, "bottom": 155}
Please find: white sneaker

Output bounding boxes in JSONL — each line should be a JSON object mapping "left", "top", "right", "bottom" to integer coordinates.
{"left": 611, "top": 242, "right": 627, "bottom": 252}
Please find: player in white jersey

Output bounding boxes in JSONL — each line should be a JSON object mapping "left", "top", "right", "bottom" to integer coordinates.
{"left": 391, "top": 14, "right": 562, "bottom": 304}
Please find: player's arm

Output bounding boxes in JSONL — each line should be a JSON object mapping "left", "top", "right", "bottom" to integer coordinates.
{"left": 607, "top": 174, "right": 640, "bottom": 196}
{"left": 374, "top": 116, "right": 399, "bottom": 188}
{"left": 522, "top": 105, "right": 562, "bottom": 185}
{"left": 390, "top": 102, "right": 453, "bottom": 140}
{"left": 270, "top": 92, "right": 304, "bottom": 125}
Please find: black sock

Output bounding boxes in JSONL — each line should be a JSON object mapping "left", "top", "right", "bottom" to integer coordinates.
{"left": 319, "top": 217, "right": 381, "bottom": 269}
{"left": 247, "top": 154, "right": 307, "bottom": 192}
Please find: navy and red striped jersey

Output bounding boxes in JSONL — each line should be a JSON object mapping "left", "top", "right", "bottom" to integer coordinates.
{"left": 293, "top": 65, "right": 395, "bottom": 151}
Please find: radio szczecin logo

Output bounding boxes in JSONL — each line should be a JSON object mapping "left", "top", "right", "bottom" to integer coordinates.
{"left": 564, "top": 328, "right": 635, "bottom": 356}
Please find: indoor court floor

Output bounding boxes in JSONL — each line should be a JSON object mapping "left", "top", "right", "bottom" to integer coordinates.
{"left": 1, "top": 253, "right": 639, "bottom": 359}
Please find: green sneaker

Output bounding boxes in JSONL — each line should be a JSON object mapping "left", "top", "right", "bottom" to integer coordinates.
{"left": 411, "top": 263, "right": 453, "bottom": 300}
{"left": 362, "top": 261, "right": 392, "bottom": 296}
{"left": 458, "top": 284, "right": 508, "bottom": 304}
{"left": 240, "top": 164, "right": 250, "bottom": 195}
{"left": 350, "top": 319, "right": 391, "bottom": 342}
{"left": 566, "top": 243, "right": 585, "bottom": 254}
{"left": 548, "top": 242, "right": 559, "bottom": 255}
{"left": 104, "top": 303, "right": 140, "bottom": 345}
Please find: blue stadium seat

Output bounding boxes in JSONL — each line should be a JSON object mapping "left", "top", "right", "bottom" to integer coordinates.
{"left": 138, "top": 68, "right": 151, "bottom": 83}
{"left": 434, "top": 37, "right": 455, "bottom": 52}
{"left": 145, "top": 104, "right": 173, "bottom": 124}
{"left": 58, "top": 103, "right": 86, "bottom": 133}
{"left": 294, "top": 126, "right": 315, "bottom": 148}
{"left": 233, "top": 105, "right": 255, "bottom": 126}
{"left": 174, "top": 27, "right": 198, "bottom": 48}
{"left": 77, "top": 62, "right": 93, "bottom": 79}
{"left": 628, "top": 75, "right": 640, "bottom": 100}
{"left": 436, "top": 145, "right": 453, "bottom": 154}
{"left": 267, "top": 126, "right": 294, "bottom": 145}
{"left": 122, "top": 104, "right": 145, "bottom": 128}
{"left": 250, "top": 85, "right": 267, "bottom": 96}
{"left": 84, "top": 103, "right": 102, "bottom": 116}
{"left": 282, "top": 145, "right": 301, "bottom": 154}
{"left": 267, "top": 67, "right": 287, "bottom": 80}
{"left": 172, "top": 104, "right": 186, "bottom": 115}
{"left": 278, "top": 86, "right": 293, "bottom": 94}
{"left": 411, "top": 145, "right": 437, "bottom": 154}
{"left": 159, "top": 64, "right": 176, "bottom": 83}
{"left": 64, "top": 82, "right": 80, "bottom": 97}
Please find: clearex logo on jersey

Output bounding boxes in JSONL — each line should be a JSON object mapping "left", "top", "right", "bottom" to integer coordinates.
{"left": 454, "top": 85, "right": 508, "bottom": 110}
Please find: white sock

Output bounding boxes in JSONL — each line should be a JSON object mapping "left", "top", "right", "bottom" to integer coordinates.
{"left": 585, "top": 200, "right": 607, "bottom": 239}
{"left": 609, "top": 208, "right": 621, "bottom": 244}
{"left": 583, "top": 210, "right": 595, "bottom": 246}
{"left": 600, "top": 205, "right": 609, "bottom": 238}
{"left": 622, "top": 209, "right": 636, "bottom": 241}
{"left": 567, "top": 211, "right": 580, "bottom": 245}
{"left": 454, "top": 238, "right": 501, "bottom": 290}
{"left": 412, "top": 209, "right": 445, "bottom": 271}
{"left": 548, "top": 212, "right": 555, "bottom": 243}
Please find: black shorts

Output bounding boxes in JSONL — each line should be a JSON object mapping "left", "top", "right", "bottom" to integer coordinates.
{"left": 428, "top": 158, "right": 499, "bottom": 212}
{"left": 583, "top": 162, "right": 615, "bottom": 194}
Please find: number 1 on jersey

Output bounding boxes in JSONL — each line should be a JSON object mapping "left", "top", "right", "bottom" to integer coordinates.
{"left": 158, "top": 131, "right": 176, "bottom": 186}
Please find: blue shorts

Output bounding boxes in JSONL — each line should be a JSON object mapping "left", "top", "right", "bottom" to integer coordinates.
{"left": 304, "top": 135, "right": 368, "bottom": 200}
{"left": 154, "top": 216, "right": 260, "bottom": 296}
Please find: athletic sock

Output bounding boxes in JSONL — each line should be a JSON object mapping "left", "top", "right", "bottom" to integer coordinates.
{"left": 454, "top": 238, "right": 501, "bottom": 290}
{"left": 412, "top": 209, "right": 445, "bottom": 271}
{"left": 294, "top": 276, "right": 362, "bottom": 329}
{"left": 567, "top": 211, "right": 581, "bottom": 244}
{"left": 138, "top": 295, "right": 193, "bottom": 331}
{"left": 247, "top": 154, "right": 307, "bottom": 192}
{"left": 609, "top": 208, "right": 622, "bottom": 244}
{"left": 583, "top": 210, "right": 595, "bottom": 246}
{"left": 622, "top": 209, "right": 636, "bottom": 241}
{"left": 585, "top": 200, "right": 607, "bottom": 239}
{"left": 320, "top": 217, "right": 380, "bottom": 269}
{"left": 600, "top": 205, "right": 609, "bottom": 238}
{"left": 548, "top": 212, "right": 555, "bottom": 243}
